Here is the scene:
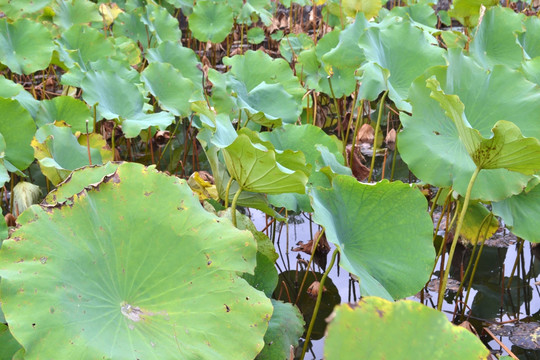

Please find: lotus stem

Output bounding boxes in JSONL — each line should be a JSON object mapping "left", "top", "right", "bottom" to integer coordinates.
{"left": 389, "top": 123, "right": 401, "bottom": 181}
{"left": 368, "top": 91, "right": 388, "bottom": 182}
{"left": 349, "top": 99, "right": 364, "bottom": 168}
{"left": 300, "top": 248, "right": 338, "bottom": 360}
{"left": 506, "top": 237, "right": 525, "bottom": 290}
{"left": 437, "top": 166, "right": 480, "bottom": 311}
{"left": 157, "top": 117, "right": 182, "bottom": 166}
{"left": 295, "top": 229, "right": 325, "bottom": 305}
{"left": 327, "top": 76, "right": 344, "bottom": 144}
{"left": 230, "top": 186, "right": 242, "bottom": 227}
{"left": 224, "top": 177, "right": 234, "bottom": 208}
{"left": 344, "top": 83, "right": 360, "bottom": 157}
{"left": 86, "top": 120, "right": 92, "bottom": 165}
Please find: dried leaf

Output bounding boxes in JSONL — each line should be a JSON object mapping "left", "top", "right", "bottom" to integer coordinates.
{"left": 307, "top": 281, "right": 326, "bottom": 298}
{"left": 385, "top": 128, "right": 396, "bottom": 151}
{"left": 357, "top": 123, "right": 374, "bottom": 144}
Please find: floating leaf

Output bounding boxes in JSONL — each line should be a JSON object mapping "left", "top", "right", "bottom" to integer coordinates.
{"left": 0, "top": 18, "right": 54, "bottom": 74}
{"left": 324, "top": 298, "right": 490, "bottom": 359}
{"left": 0, "top": 163, "right": 272, "bottom": 359}
{"left": 311, "top": 176, "right": 435, "bottom": 300}
{"left": 189, "top": 1, "right": 233, "bottom": 43}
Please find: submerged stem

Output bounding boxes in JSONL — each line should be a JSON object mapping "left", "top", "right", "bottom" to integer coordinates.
{"left": 437, "top": 166, "right": 481, "bottom": 311}
{"left": 300, "top": 248, "right": 339, "bottom": 360}
{"left": 368, "top": 91, "right": 388, "bottom": 182}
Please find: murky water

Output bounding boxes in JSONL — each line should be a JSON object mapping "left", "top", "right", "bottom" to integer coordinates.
{"left": 248, "top": 207, "right": 540, "bottom": 360}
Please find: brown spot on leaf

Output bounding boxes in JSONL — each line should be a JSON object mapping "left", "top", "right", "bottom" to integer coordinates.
{"left": 224, "top": 304, "right": 230, "bottom": 312}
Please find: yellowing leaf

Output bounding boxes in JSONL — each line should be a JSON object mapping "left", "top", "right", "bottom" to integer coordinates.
{"left": 99, "top": 3, "right": 124, "bottom": 27}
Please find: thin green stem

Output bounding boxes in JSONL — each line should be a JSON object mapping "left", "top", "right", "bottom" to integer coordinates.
{"left": 295, "top": 229, "right": 325, "bottom": 305}
{"left": 300, "top": 248, "right": 339, "bottom": 360}
{"left": 157, "top": 117, "right": 183, "bottom": 165}
{"left": 224, "top": 177, "right": 234, "bottom": 208}
{"left": 230, "top": 187, "right": 242, "bottom": 227}
{"left": 344, "top": 83, "right": 360, "bottom": 157}
{"left": 349, "top": 99, "right": 364, "bottom": 168}
{"left": 437, "top": 166, "right": 481, "bottom": 311}
{"left": 368, "top": 91, "right": 388, "bottom": 182}
{"left": 327, "top": 76, "right": 344, "bottom": 144}
{"left": 389, "top": 124, "right": 401, "bottom": 181}
{"left": 507, "top": 238, "right": 525, "bottom": 290}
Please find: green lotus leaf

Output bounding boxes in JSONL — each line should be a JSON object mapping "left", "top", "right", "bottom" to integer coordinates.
{"left": 469, "top": 7, "right": 524, "bottom": 70}
{"left": 399, "top": 49, "right": 540, "bottom": 201}
{"left": 146, "top": 41, "right": 204, "bottom": 95}
{"left": 459, "top": 201, "right": 498, "bottom": 245}
{"left": 493, "top": 178, "right": 540, "bottom": 242}
{"left": 247, "top": 27, "right": 265, "bottom": 44}
{"left": 427, "top": 79, "right": 540, "bottom": 174}
{"left": 0, "top": 323, "right": 22, "bottom": 359}
{"left": 45, "top": 162, "right": 121, "bottom": 205}
{"left": 256, "top": 300, "right": 304, "bottom": 360}
{"left": 220, "top": 209, "right": 278, "bottom": 296}
{"left": 261, "top": 124, "right": 350, "bottom": 212}
{"left": 0, "top": 75, "right": 39, "bottom": 117}
{"left": 274, "top": 270, "right": 341, "bottom": 340}
{"left": 311, "top": 176, "right": 435, "bottom": 300}
{"left": 449, "top": 0, "right": 499, "bottom": 28}
{"left": 141, "top": 62, "right": 195, "bottom": 117}
{"left": 279, "top": 33, "right": 314, "bottom": 63}
{"left": 63, "top": 57, "right": 139, "bottom": 89}
{"left": 441, "top": 30, "right": 468, "bottom": 49}
{"left": 81, "top": 69, "right": 175, "bottom": 138}
{"left": 141, "top": 2, "right": 182, "bottom": 44}
{"left": 0, "top": 134, "right": 8, "bottom": 187}
{"left": 113, "top": 9, "right": 149, "bottom": 49}
{"left": 388, "top": 1, "right": 437, "bottom": 27}
{"left": 32, "top": 123, "right": 103, "bottom": 185}
{"left": 56, "top": 24, "right": 116, "bottom": 71}
{"left": 189, "top": 1, "right": 233, "bottom": 43}
{"left": 53, "top": 0, "right": 102, "bottom": 30}
{"left": 36, "top": 96, "right": 93, "bottom": 133}
{"left": 223, "top": 134, "right": 309, "bottom": 194}
{"left": 324, "top": 298, "right": 490, "bottom": 359}
{"left": 0, "top": 98, "right": 36, "bottom": 172}
{"left": 0, "top": 162, "right": 272, "bottom": 359}
{"left": 234, "top": 0, "right": 272, "bottom": 26}
{"left": 357, "top": 18, "right": 446, "bottom": 111}
{"left": 519, "top": 16, "right": 540, "bottom": 59}
{"left": 111, "top": 35, "right": 142, "bottom": 66}
{"left": 0, "top": 18, "right": 54, "bottom": 75}
{"left": 321, "top": 16, "right": 366, "bottom": 69}
{"left": 0, "top": 0, "right": 51, "bottom": 19}
{"left": 341, "top": 0, "right": 381, "bottom": 19}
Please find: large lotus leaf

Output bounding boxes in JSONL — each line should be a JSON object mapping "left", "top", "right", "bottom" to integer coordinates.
{"left": 112, "top": 35, "right": 142, "bottom": 66}
{"left": 256, "top": 300, "right": 304, "bottom": 360}
{"left": 341, "top": 0, "right": 381, "bottom": 19}
{"left": 141, "top": 2, "right": 182, "bottom": 44}
{"left": 459, "top": 201, "right": 498, "bottom": 245}
{"left": 321, "top": 16, "right": 367, "bottom": 69}
{"left": 45, "top": 162, "right": 121, "bottom": 205}
{"left": 113, "top": 9, "right": 150, "bottom": 49}
{"left": 357, "top": 18, "right": 446, "bottom": 111}
{"left": 0, "top": 18, "right": 54, "bottom": 75}
{"left": 279, "top": 33, "right": 314, "bottom": 63}
{"left": 493, "top": 178, "right": 540, "bottom": 242}
{"left": 0, "top": 323, "right": 22, "bottom": 360}
{"left": 0, "top": 162, "right": 272, "bottom": 359}
{"left": 0, "top": 98, "right": 36, "bottom": 172}
{"left": 56, "top": 25, "right": 116, "bottom": 71}
{"left": 35, "top": 96, "right": 93, "bottom": 133}
{"left": 146, "top": 41, "right": 203, "bottom": 93}
{"left": 32, "top": 123, "right": 103, "bottom": 185}
{"left": 388, "top": 1, "right": 438, "bottom": 27}
{"left": 0, "top": 134, "right": 9, "bottom": 186}
{"left": 220, "top": 209, "right": 278, "bottom": 296}
{"left": 261, "top": 124, "right": 350, "bottom": 212}
{"left": 53, "top": 0, "right": 102, "bottom": 30}
{"left": 449, "top": 0, "right": 499, "bottom": 28}
{"left": 399, "top": 49, "right": 540, "bottom": 201}
{"left": 189, "top": 0, "right": 233, "bottom": 43}
{"left": 311, "top": 176, "right": 435, "bottom": 300}
{"left": 469, "top": 7, "right": 524, "bottom": 70}
{"left": 427, "top": 79, "right": 540, "bottom": 174}
{"left": 519, "top": 16, "right": 540, "bottom": 59}
{"left": 62, "top": 57, "right": 139, "bottom": 89}
{"left": 0, "top": 0, "right": 51, "bottom": 19}
{"left": 324, "top": 298, "right": 490, "bottom": 360}
{"left": 223, "top": 51, "right": 305, "bottom": 105}
{"left": 0, "top": 75, "right": 39, "bottom": 117}
{"left": 141, "top": 62, "right": 195, "bottom": 117}
{"left": 222, "top": 134, "right": 309, "bottom": 194}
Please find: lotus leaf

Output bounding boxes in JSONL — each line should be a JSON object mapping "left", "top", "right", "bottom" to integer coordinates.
{"left": 519, "top": 16, "right": 540, "bottom": 59}
{"left": 0, "top": 162, "right": 272, "bottom": 359}
{"left": 146, "top": 41, "right": 204, "bottom": 94}
{"left": 189, "top": 0, "right": 233, "bottom": 43}
{"left": 247, "top": 27, "right": 265, "bottom": 44}
{"left": 399, "top": 49, "right": 540, "bottom": 201}
{"left": 0, "top": 98, "right": 36, "bottom": 173}
{"left": 388, "top": 1, "right": 438, "bottom": 27}
{"left": 311, "top": 176, "right": 435, "bottom": 300}
{"left": 0, "top": 323, "right": 21, "bottom": 359}
{"left": 356, "top": 18, "right": 446, "bottom": 110}
{"left": 459, "top": 202, "right": 498, "bottom": 245}
{"left": 279, "top": 33, "right": 314, "bottom": 63}
{"left": 469, "top": 7, "right": 524, "bottom": 70}
{"left": 112, "top": 36, "right": 142, "bottom": 65}
{"left": 53, "top": 0, "right": 102, "bottom": 30}
{"left": 0, "top": 0, "right": 51, "bottom": 18}
{"left": 261, "top": 124, "right": 350, "bottom": 212}
{"left": 113, "top": 9, "right": 149, "bottom": 49}
{"left": 77, "top": 134, "right": 114, "bottom": 163}
{"left": 32, "top": 123, "right": 103, "bottom": 185}
{"left": 256, "top": 300, "right": 304, "bottom": 360}
{"left": 324, "top": 297, "right": 490, "bottom": 359}
{"left": 36, "top": 96, "right": 93, "bottom": 133}
{"left": 0, "top": 75, "right": 39, "bottom": 118}
{"left": 341, "top": 0, "right": 381, "bottom": 19}
{"left": 222, "top": 133, "right": 309, "bottom": 194}
{"left": 0, "top": 134, "right": 9, "bottom": 186}
{"left": 449, "top": 0, "right": 499, "bottom": 28}
{"left": 0, "top": 18, "right": 54, "bottom": 74}
{"left": 141, "top": 2, "right": 182, "bottom": 44}
{"left": 141, "top": 62, "right": 195, "bottom": 117}
{"left": 493, "top": 177, "right": 540, "bottom": 242}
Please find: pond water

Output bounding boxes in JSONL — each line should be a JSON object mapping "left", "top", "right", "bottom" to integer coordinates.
{"left": 248, "top": 199, "right": 540, "bottom": 359}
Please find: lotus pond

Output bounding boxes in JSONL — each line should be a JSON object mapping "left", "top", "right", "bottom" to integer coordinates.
{"left": 0, "top": 0, "right": 540, "bottom": 359}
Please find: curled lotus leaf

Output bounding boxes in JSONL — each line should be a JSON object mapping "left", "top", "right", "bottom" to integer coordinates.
{"left": 0, "top": 163, "right": 272, "bottom": 360}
